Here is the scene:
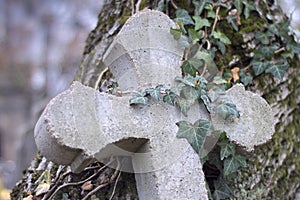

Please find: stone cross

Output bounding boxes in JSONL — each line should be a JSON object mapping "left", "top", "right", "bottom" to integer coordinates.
{"left": 34, "top": 9, "right": 275, "bottom": 200}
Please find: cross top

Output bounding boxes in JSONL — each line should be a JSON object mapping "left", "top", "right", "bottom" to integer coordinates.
{"left": 103, "top": 9, "right": 184, "bottom": 91}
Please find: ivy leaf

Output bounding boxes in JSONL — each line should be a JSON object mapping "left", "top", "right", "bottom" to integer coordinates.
{"left": 216, "top": 40, "right": 226, "bottom": 55}
{"left": 193, "top": 16, "right": 211, "bottom": 30}
{"left": 170, "top": 83, "right": 185, "bottom": 96}
{"left": 188, "top": 29, "right": 202, "bottom": 44}
{"left": 227, "top": 15, "right": 239, "bottom": 31}
{"left": 212, "top": 30, "right": 231, "bottom": 44}
{"left": 243, "top": 1, "right": 255, "bottom": 19}
{"left": 213, "top": 178, "right": 233, "bottom": 200}
{"left": 265, "top": 62, "right": 289, "bottom": 80}
{"left": 238, "top": 70, "right": 253, "bottom": 86}
{"left": 214, "top": 99, "right": 240, "bottom": 120}
{"left": 181, "top": 86, "right": 199, "bottom": 100}
{"left": 193, "top": 0, "right": 211, "bottom": 16}
{"left": 255, "top": 31, "right": 271, "bottom": 45}
{"left": 177, "top": 98, "right": 195, "bottom": 116}
{"left": 252, "top": 61, "right": 268, "bottom": 76}
{"left": 175, "top": 75, "right": 196, "bottom": 87}
{"left": 213, "top": 76, "right": 228, "bottom": 85}
{"left": 174, "top": 9, "right": 194, "bottom": 25}
{"left": 224, "top": 154, "right": 247, "bottom": 176}
{"left": 170, "top": 28, "right": 182, "bottom": 40}
{"left": 234, "top": 0, "right": 243, "bottom": 14}
{"left": 218, "top": 142, "right": 236, "bottom": 160}
{"left": 176, "top": 119, "right": 211, "bottom": 153}
{"left": 145, "top": 85, "right": 163, "bottom": 100}
{"left": 207, "top": 87, "right": 225, "bottom": 102}
{"left": 129, "top": 92, "right": 148, "bottom": 105}
{"left": 178, "top": 35, "right": 190, "bottom": 48}
{"left": 200, "top": 89, "right": 211, "bottom": 112}
{"left": 163, "top": 91, "right": 177, "bottom": 106}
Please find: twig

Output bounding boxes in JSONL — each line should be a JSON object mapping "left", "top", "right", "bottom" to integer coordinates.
{"left": 200, "top": 64, "right": 207, "bottom": 77}
{"left": 274, "top": 47, "right": 285, "bottom": 54}
{"left": 170, "top": 0, "right": 178, "bottom": 9}
{"left": 243, "top": 63, "right": 252, "bottom": 72}
{"left": 44, "top": 160, "right": 114, "bottom": 200}
{"left": 94, "top": 67, "right": 109, "bottom": 89}
{"left": 136, "top": 0, "right": 142, "bottom": 12}
{"left": 131, "top": 0, "right": 135, "bottom": 15}
{"left": 211, "top": 6, "right": 220, "bottom": 36}
{"left": 109, "top": 171, "right": 122, "bottom": 200}
{"left": 82, "top": 158, "right": 121, "bottom": 200}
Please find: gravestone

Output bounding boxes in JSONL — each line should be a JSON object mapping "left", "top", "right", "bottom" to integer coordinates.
{"left": 34, "top": 9, "right": 275, "bottom": 199}
{"left": 35, "top": 10, "right": 209, "bottom": 200}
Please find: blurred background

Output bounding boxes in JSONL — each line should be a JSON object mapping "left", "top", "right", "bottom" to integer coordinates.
{"left": 0, "top": 0, "right": 298, "bottom": 195}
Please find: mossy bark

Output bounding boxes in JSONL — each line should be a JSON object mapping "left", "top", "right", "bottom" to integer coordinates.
{"left": 11, "top": 0, "right": 300, "bottom": 199}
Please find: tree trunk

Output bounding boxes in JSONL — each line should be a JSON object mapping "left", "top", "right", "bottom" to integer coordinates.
{"left": 11, "top": 0, "right": 300, "bottom": 199}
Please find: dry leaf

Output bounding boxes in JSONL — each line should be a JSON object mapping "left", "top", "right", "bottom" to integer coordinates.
{"left": 35, "top": 182, "right": 50, "bottom": 196}
{"left": 81, "top": 181, "right": 93, "bottom": 191}
{"left": 231, "top": 67, "right": 240, "bottom": 83}
{"left": 23, "top": 195, "right": 33, "bottom": 200}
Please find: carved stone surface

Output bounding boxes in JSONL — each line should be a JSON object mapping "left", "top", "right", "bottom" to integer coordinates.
{"left": 35, "top": 10, "right": 209, "bottom": 200}
{"left": 34, "top": 9, "right": 275, "bottom": 200}
{"left": 211, "top": 84, "right": 275, "bottom": 151}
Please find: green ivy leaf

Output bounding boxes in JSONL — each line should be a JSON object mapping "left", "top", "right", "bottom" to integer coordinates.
{"left": 224, "top": 154, "right": 247, "bottom": 176}
{"left": 218, "top": 142, "right": 236, "bottom": 160}
{"left": 200, "top": 89, "right": 211, "bottom": 112}
{"left": 214, "top": 99, "right": 240, "bottom": 120}
{"left": 193, "top": 16, "right": 211, "bottom": 30}
{"left": 243, "top": 1, "right": 255, "bottom": 19}
{"left": 178, "top": 35, "right": 190, "bottom": 48}
{"left": 216, "top": 40, "right": 226, "bottom": 55}
{"left": 163, "top": 91, "right": 177, "bottom": 106}
{"left": 170, "top": 83, "right": 185, "bottom": 96}
{"left": 188, "top": 29, "right": 203, "bottom": 44}
{"left": 193, "top": 0, "right": 212, "bottom": 16}
{"left": 212, "top": 30, "right": 231, "bottom": 44}
{"left": 177, "top": 98, "right": 195, "bottom": 116}
{"left": 174, "top": 9, "right": 194, "bottom": 25}
{"left": 181, "top": 86, "right": 199, "bottom": 100}
{"left": 238, "top": 70, "right": 253, "bottom": 86}
{"left": 213, "top": 178, "right": 233, "bottom": 200}
{"left": 234, "top": 0, "right": 243, "bottom": 14}
{"left": 129, "top": 92, "right": 148, "bottom": 105}
{"left": 145, "top": 85, "right": 163, "bottom": 100}
{"left": 213, "top": 76, "right": 228, "bottom": 85}
{"left": 176, "top": 119, "right": 211, "bottom": 153}
{"left": 170, "top": 28, "right": 182, "bottom": 40}
{"left": 227, "top": 15, "right": 239, "bottom": 31}
{"left": 265, "top": 62, "right": 289, "bottom": 80}
{"left": 255, "top": 31, "right": 271, "bottom": 45}
{"left": 252, "top": 61, "right": 268, "bottom": 76}
{"left": 175, "top": 75, "right": 196, "bottom": 87}
{"left": 207, "top": 86, "right": 225, "bottom": 102}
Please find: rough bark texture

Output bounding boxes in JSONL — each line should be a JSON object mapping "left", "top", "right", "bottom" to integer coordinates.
{"left": 11, "top": 0, "right": 300, "bottom": 199}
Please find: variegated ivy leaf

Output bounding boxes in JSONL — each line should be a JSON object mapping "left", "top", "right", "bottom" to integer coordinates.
{"left": 145, "top": 85, "right": 163, "bottom": 101}
{"left": 174, "top": 9, "right": 194, "bottom": 25}
{"left": 218, "top": 142, "right": 236, "bottom": 160}
{"left": 214, "top": 99, "right": 240, "bottom": 120}
{"left": 129, "top": 92, "right": 148, "bottom": 105}
{"left": 223, "top": 154, "right": 247, "bottom": 176}
{"left": 163, "top": 91, "right": 177, "bottom": 106}
{"left": 176, "top": 119, "right": 211, "bottom": 153}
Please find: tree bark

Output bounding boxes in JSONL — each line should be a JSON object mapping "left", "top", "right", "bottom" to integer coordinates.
{"left": 11, "top": 0, "right": 300, "bottom": 199}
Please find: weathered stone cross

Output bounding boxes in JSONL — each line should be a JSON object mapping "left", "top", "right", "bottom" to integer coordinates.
{"left": 34, "top": 10, "right": 275, "bottom": 199}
